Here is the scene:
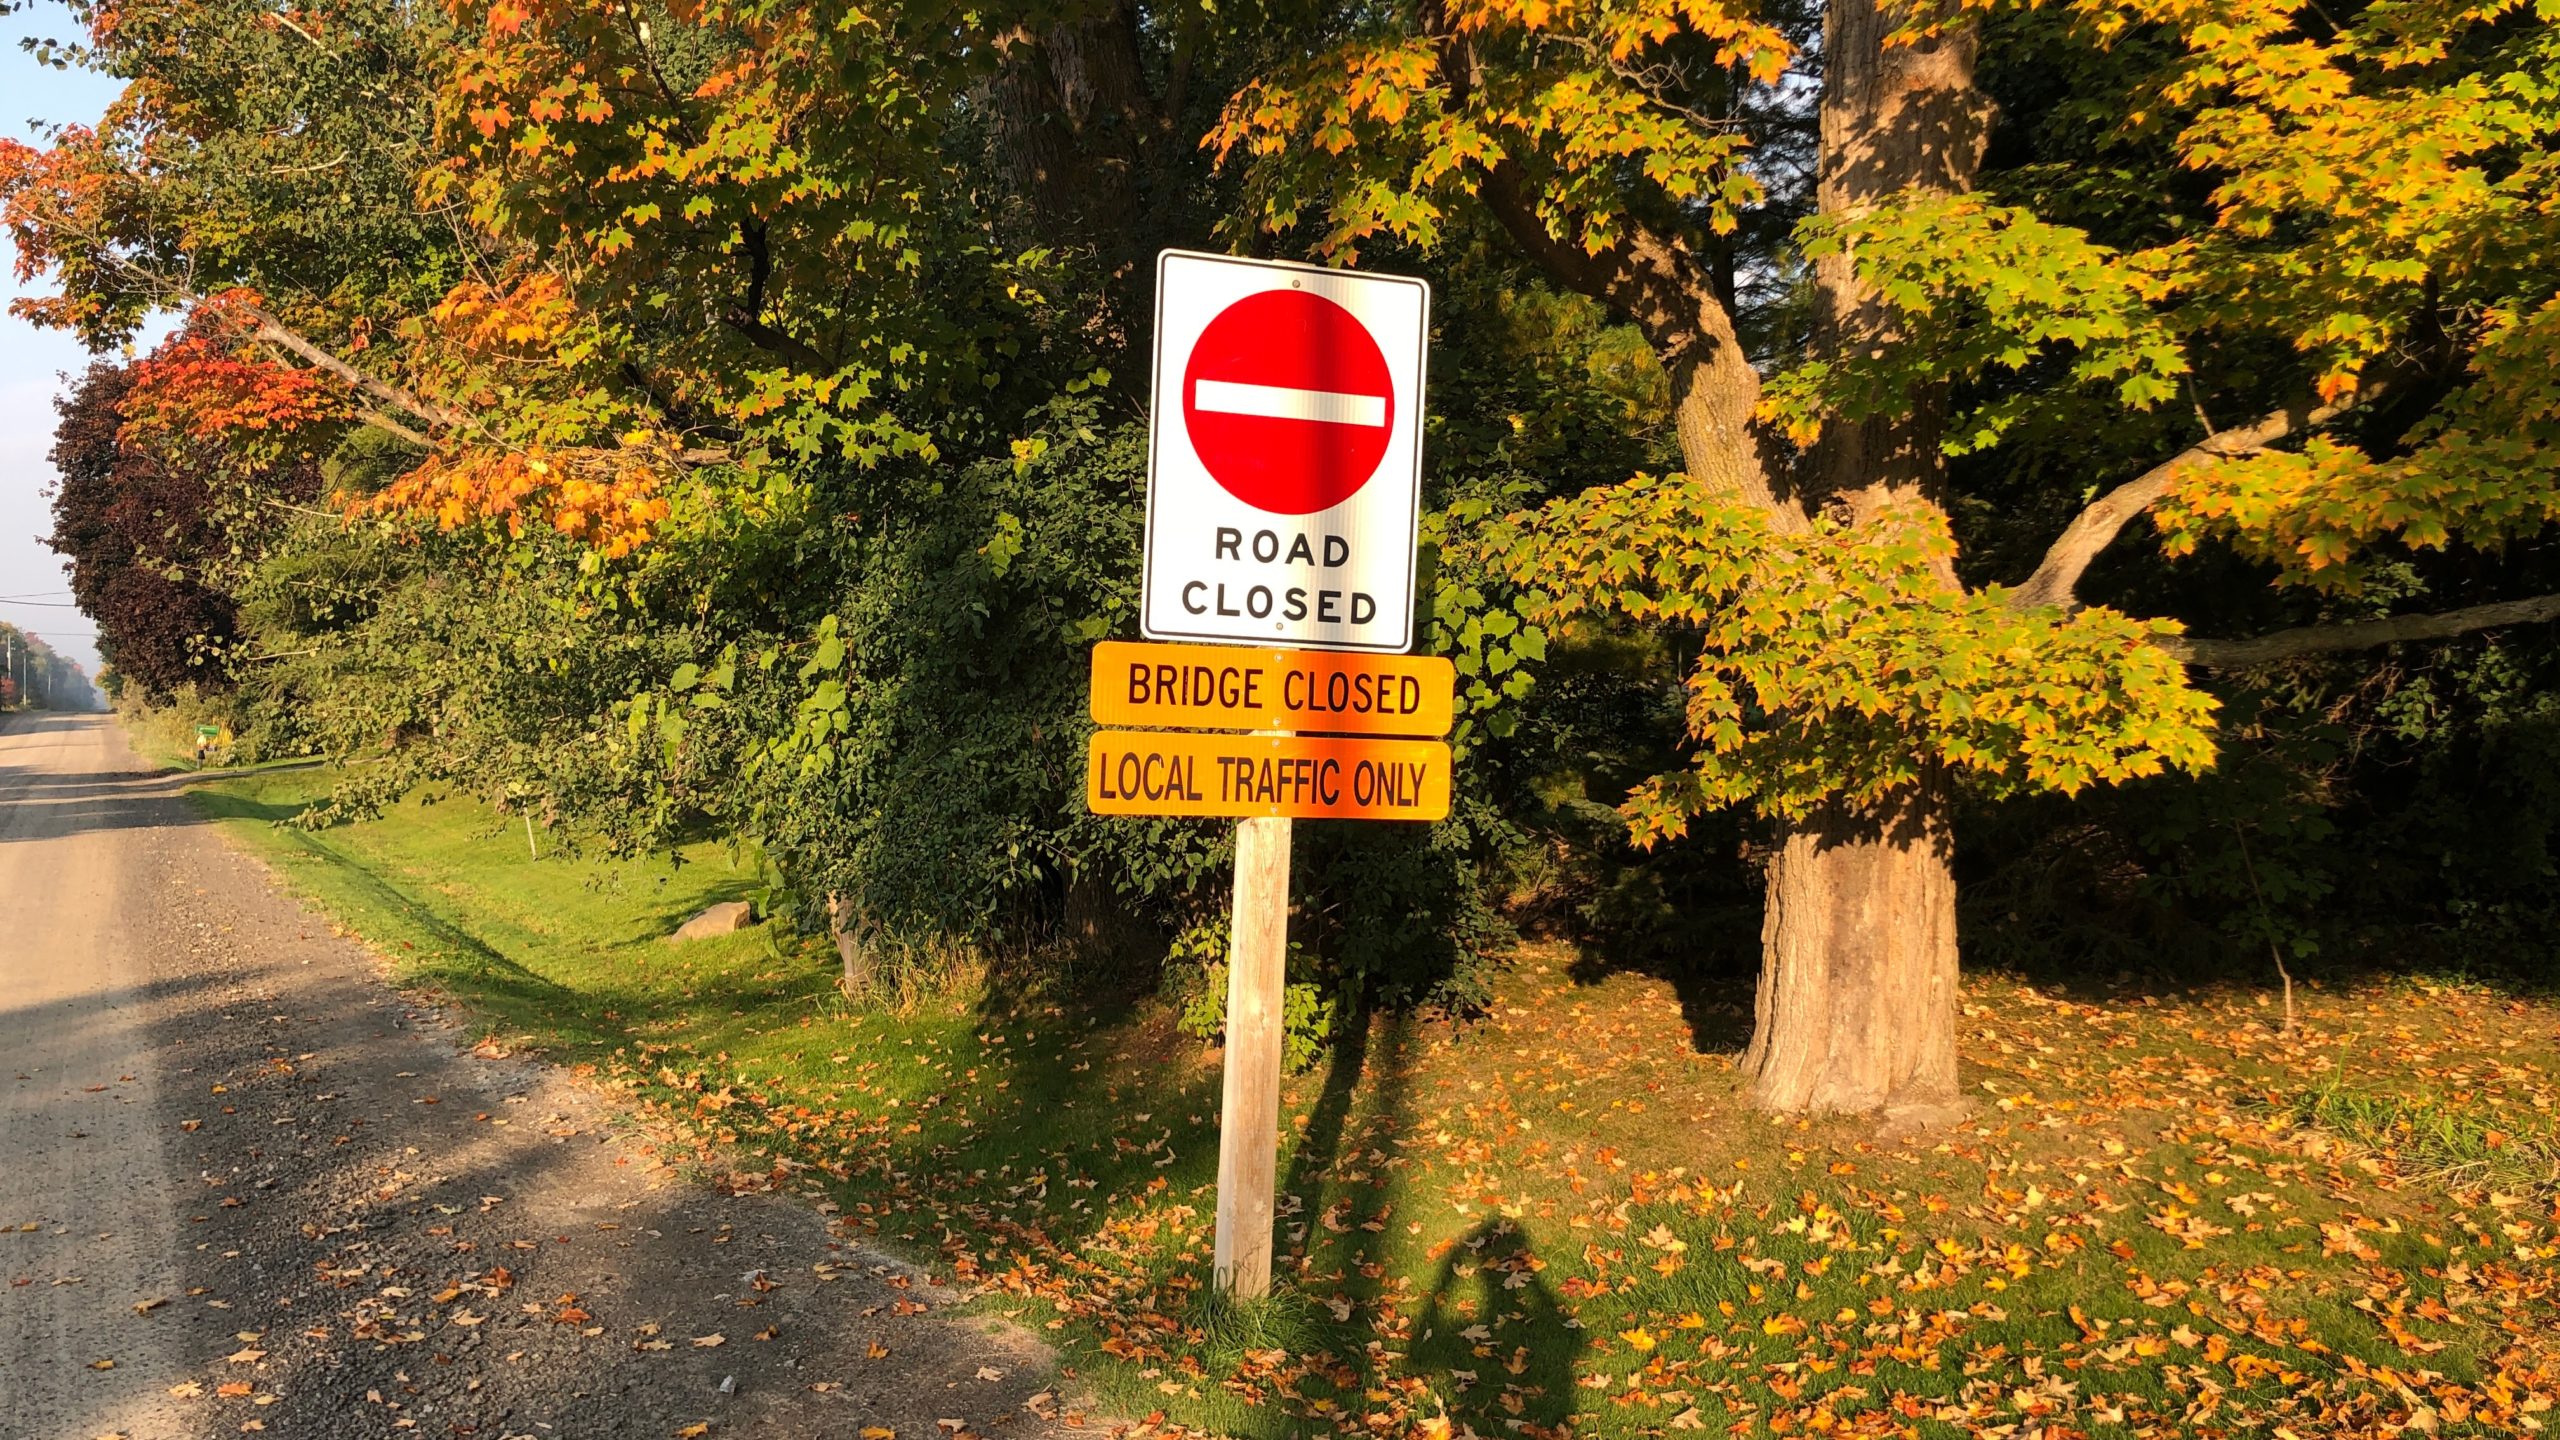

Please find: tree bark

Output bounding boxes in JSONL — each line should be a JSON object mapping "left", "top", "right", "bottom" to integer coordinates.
{"left": 985, "top": 2, "right": 1162, "bottom": 345}
{"left": 826, "top": 892, "right": 873, "bottom": 996}
{"left": 2163, "top": 592, "right": 2560, "bottom": 667}
{"left": 1741, "top": 781, "right": 1960, "bottom": 1114}
{"left": 1741, "top": 0, "right": 1989, "bottom": 1117}
{"left": 1473, "top": 162, "right": 1802, "bottom": 526}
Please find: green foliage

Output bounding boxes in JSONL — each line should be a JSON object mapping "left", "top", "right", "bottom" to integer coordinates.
{"left": 1163, "top": 920, "right": 1340, "bottom": 1076}
{"left": 2156, "top": 298, "right": 2560, "bottom": 585}
{"left": 33, "top": 0, "right": 2560, "bottom": 1040}
{"left": 1762, "top": 194, "right": 2190, "bottom": 456}
{"left": 1501, "top": 477, "right": 2220, "bottom": 835}
{"left": 1208, "top": 4, "right": 1795, "bottom": 260}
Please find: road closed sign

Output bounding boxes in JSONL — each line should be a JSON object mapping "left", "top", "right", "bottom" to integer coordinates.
{"left": 1143, "top": 250, "right": 1430, "bottom": 653}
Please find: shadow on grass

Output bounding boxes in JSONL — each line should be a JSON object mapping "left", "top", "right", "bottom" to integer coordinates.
{"left": 187, "top": 784, "right": 311, "bottom": 826}
{"left": 179, "top": 765, "right": 1502, "bottom": 1436}
{"left": 1564, "top": 941, "right": 1757, "bottom": 1057}
{"left": 189, "top": 783, "right": 596, "bottom": 1031}
{"left": 1415, "top": 1221, "right": 1583, "bottom": 1439}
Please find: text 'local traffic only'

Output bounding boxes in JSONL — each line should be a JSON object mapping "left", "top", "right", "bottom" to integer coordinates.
{"left": 1090, "top": 640, "right": 1453, "bottom": 737}
{"left": 1086, "top": 731, "right": 1451, "bottom": 822}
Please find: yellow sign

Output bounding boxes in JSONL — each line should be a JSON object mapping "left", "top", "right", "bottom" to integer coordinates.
{"left": 1089, "top": 640, "right": 1453, "bottom": 737}
{"left": 1086, "top": 730, "right": 1451, "bottom": 821}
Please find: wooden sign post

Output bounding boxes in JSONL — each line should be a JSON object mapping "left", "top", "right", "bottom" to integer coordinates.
{"left": 1102, "top": 249, "right": 1437, "bottom": 1300}
{"left": 1212, "top": 812, "right": 1291, "bottom": 1296}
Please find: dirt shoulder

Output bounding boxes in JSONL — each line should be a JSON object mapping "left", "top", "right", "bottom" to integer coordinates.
{"left": 1, "top": 714, "right": 1073, "bottom": 1440}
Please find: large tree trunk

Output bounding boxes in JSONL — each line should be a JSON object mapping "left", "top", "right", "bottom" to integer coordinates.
{"left": 985, "top": 2, "right": 1165, "bottom": 347}
{"left": 1740, "top": 781, "right": 1960, "bottom": 1114}
{"left": 1739, "top": 0, "right": 1989, "bottom": 1116}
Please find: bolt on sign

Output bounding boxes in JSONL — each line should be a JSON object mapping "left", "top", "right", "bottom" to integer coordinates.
{"left": 1089, "top": 640, "right": 1454, "bottom": 739}
{"left": 1141, "top": 250, "right": 1430, "bottom": 653}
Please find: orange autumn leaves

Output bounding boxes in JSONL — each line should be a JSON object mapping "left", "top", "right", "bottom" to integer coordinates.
{"left": 119, "top": 278, "right": 676, "bottom": 556}
{"left": 123, "top": 294, "right": 350, "bottom": 445}
{"left": 1207, "top": 0, "right": 1791, "bottom": 258}
{"left": 373, "top": 445, "right": 673, "bottom": 557}
{"left": 384, "top": 275, "right": 678, "bottom": 556}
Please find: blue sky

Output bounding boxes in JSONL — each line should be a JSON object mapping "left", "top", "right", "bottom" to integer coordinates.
{"left": 0, "top": 5, "right": 130, "bottom": 676}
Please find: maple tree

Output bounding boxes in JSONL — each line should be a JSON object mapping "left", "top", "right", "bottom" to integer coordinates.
{"left": 1210, "top": 0, "right": 2560, "bottom": 1113}
{"left": 13, "top": 0, "right": 2560, "bottom": 1113}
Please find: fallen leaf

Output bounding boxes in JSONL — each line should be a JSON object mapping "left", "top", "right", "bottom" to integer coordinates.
{"left": 692, "top": 1333, "right": 725, "bottom": 1348}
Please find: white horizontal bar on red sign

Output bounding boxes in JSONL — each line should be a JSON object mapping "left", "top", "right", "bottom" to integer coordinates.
{"left": 1192, "top": 379, "right": 1386, "bottom": 428}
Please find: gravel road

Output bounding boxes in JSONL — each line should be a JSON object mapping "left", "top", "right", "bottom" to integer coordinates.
{"left": 0, "top": 713, "right": 1076, "bottom": 1440}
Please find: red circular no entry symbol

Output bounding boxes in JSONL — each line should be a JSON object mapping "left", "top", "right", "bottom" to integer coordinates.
{"left": 1182, "top": 288, "right": 1394, "bottom": 515}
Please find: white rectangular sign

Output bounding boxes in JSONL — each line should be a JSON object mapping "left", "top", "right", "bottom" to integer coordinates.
{"left": 1142, "top": 250, "right": 1430, "bottom": 654}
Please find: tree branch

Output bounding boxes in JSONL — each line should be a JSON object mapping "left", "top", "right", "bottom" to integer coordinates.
{"left": 1427, "top": 4, "right": 1802, "bottom": 529}
{"left": 2160, "top": 593, "right": 2560, "bottom": 668}
{"left": 352, "top": 407, "right": 434, "bottom": 448}
{"left": 2010, "top": 393, "right": 2363, "bottom": 611}
{"left": 721, "top": 221, "right": 835, "bottom": 374}
{"left": 244, "top": 312, "right": 469, "bottom": 433}
{"left": 719, "top": 308, "right": 835, "bottom": 375}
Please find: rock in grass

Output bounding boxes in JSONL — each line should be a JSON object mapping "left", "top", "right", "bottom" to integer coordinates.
{"left": 669, "top": 901, "right": 754, "bottom": 942}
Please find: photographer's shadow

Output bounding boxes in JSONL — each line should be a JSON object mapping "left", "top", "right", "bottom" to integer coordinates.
{"left": 1415, "top": 1219, "right": 1585, "bottom": 1440}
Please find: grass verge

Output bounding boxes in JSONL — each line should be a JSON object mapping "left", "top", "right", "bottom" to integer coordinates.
{"left": 184, "top": 760, "right": 2560, "bottom": 1440}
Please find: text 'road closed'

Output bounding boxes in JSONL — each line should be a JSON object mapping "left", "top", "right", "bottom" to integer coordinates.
{"left": 1086, "top": 730, "right": 1451, "bottom": 821}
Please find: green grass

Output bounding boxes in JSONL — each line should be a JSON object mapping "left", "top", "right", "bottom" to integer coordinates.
{"left": 180, "top": 759, "right": 2560, "bottom": 1440}
{"left": 2286, "top": 1072, "right": 2560, "bottom": 1196}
